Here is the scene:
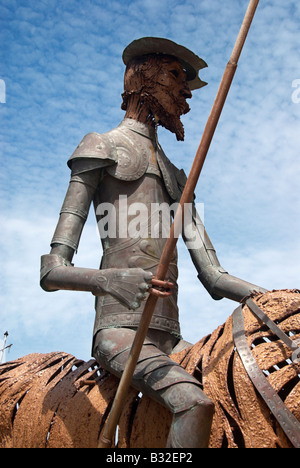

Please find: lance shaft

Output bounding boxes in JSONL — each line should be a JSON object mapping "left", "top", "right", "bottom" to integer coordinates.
{"left": 98, "top": 0, "right": 260, "bottom": 448}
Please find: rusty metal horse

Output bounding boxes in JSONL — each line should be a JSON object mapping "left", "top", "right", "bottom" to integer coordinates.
{"left": 0, "top": 289, "right": 299, "bottom": 448}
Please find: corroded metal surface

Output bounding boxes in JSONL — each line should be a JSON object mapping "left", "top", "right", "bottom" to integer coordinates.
{"left": 0, "top": 290, "right": 299, "bottom": 448}
{"left": 205, "top": 289, "right": 300, "bottom": 448}
{"left": 233, "top": 304, "right": 300, "bottom": 447}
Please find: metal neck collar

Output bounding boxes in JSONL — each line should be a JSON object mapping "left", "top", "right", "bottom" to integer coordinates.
{"left": 121, "top": 118, "right": 157, "bottom": 142}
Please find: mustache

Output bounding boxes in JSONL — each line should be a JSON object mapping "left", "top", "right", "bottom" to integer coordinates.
{"left": 173, "top": 94, "right": 191, "bottom": 116}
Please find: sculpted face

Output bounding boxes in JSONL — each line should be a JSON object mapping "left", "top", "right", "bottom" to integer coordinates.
{"left": 122, "top": 54, "right": 192, "bottom": 141}
{"left": 154, "top": 59, "right": 191, "bottom": 113}
{"left": 151, "top": 58, "right": 192, "bottom": 140}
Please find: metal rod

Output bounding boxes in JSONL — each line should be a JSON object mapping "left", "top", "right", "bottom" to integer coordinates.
{"left": 98, "top": 0, "right": 260, "bottom": 448}
{"left": 0, "top": 332, "right": 9, "bottom": 364}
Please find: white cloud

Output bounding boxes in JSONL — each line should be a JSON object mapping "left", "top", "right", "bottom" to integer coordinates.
{"left": 1, "top": 0, "right": 299, "bottom": 363}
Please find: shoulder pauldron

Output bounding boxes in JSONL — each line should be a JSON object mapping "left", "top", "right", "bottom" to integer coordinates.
{"left": 68, "top": 132, "right": 118, "bottom": 175}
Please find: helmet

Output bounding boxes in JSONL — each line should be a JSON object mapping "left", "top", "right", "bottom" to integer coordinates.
{"left": 122, "top": 37, "right": 207, "bottom": 90}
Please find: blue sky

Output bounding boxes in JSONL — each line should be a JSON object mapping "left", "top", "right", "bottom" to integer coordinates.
{"left": 0, "top": 0, "right": 299, "bottom": 363}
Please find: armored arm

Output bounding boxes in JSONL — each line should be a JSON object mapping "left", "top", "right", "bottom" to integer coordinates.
{"left": 40, "top": 134, "right": 154, "bottom": 310}
{"left": 41, "top": 166, "right": 154, "bottom": 310}
{"left": 182, "top": 204, "right": 267, "bottom": 302}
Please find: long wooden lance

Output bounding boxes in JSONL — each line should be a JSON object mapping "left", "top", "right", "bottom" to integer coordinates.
{"left": 99, "top": 0, "right": 260, "bottom": 448}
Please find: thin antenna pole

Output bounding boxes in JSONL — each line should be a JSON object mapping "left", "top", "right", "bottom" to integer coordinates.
{"left": 0, "top": 332, "right": 8, "bottom": 364}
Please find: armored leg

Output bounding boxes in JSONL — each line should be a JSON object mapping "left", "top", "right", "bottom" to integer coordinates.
{"left": 93, "top": 328, "right": 214, "bottom": 448}
{"left": 161, "top": 383, "right": 214, "bottom": 448}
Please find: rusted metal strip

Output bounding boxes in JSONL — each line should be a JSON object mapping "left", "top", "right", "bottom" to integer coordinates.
{"left": 79, "top": 380, "right": 97, "bottom": 387}
{"left": 232, "top": 304, "right": 300, "bottom": 448}
{"left": 245, "top": 298, "right": 300, "bottom": 363}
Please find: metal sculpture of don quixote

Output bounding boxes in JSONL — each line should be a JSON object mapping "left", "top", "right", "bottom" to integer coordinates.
{"left": 1, "top": 0, "right": 300, "bottom": 449}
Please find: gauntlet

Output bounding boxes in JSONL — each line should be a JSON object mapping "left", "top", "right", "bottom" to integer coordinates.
{"left": 40, "top": 253, "right": 153, "bottom": 310}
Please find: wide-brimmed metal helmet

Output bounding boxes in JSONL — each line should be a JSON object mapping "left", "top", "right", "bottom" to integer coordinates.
{"left": 122, "top": 37, "right": 207, "bottom": 91}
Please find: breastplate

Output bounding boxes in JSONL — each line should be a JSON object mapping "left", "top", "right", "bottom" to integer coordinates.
{"left": 92, "top": 172, "right": 181, "bottom": 338}
{"left": 106, "top": 119, "right": 183, "bottom": 201}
